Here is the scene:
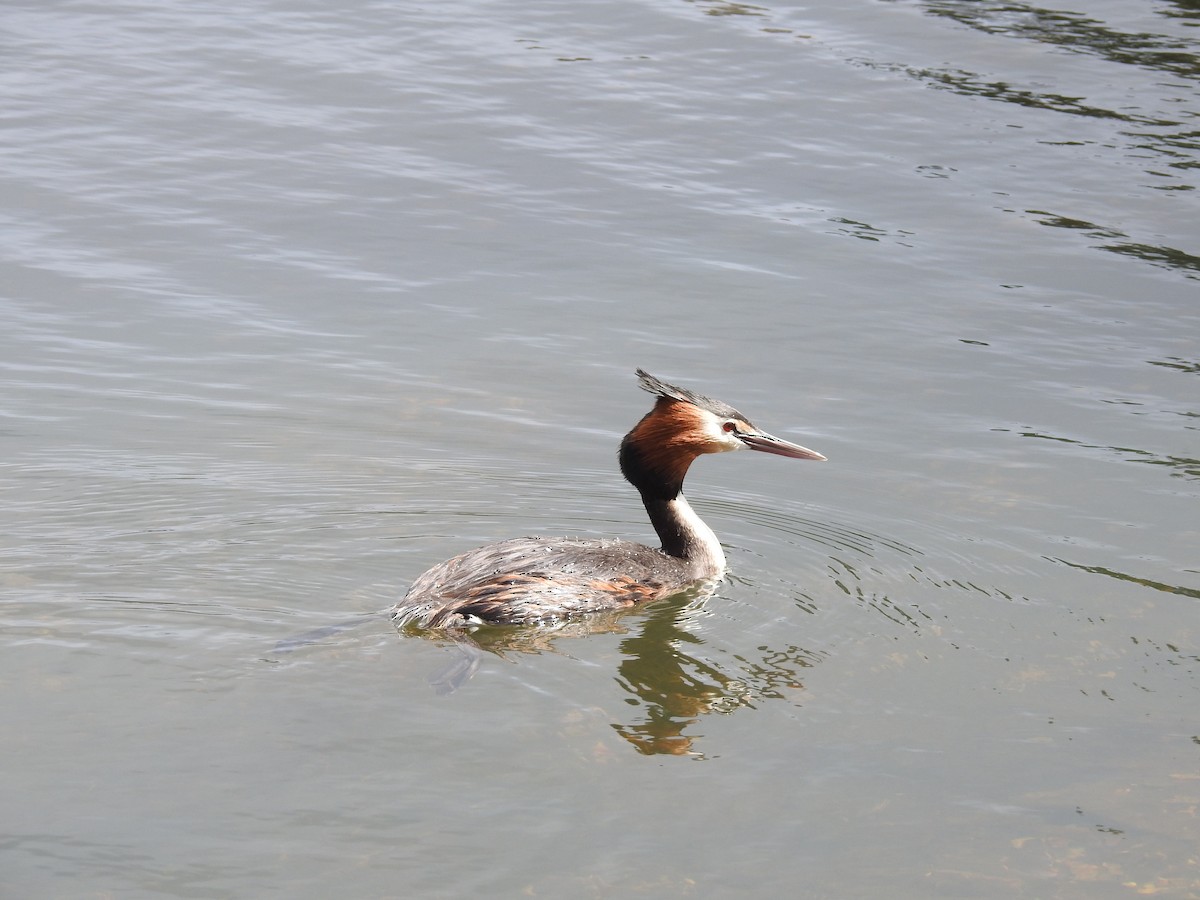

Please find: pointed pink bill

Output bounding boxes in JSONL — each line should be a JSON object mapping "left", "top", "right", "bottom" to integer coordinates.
{"left": 738, "top": 430, "right": 826, "bottom": 461}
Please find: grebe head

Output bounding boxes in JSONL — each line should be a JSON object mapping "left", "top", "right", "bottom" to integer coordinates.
{"left": 619, "top": 369, "right": 825, "bottom": 500}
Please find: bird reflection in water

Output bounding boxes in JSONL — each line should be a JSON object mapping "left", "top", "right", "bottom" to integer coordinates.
{"left": 407, "top": 582, "right": 823, "bottom": 757}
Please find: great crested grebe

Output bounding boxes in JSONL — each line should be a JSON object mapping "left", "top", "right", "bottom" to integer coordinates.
{"left": 393, "top": 369, "right": 825, "bottom": 629}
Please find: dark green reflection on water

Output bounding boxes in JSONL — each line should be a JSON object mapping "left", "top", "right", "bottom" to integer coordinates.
{"left": 1016, "top": 211, "right": 1200, "bottom": 279}
{"left": 904, "top": 64, "right": 1173, "bottom": 125}
{"left": 1015, "top": 429, "right": 1200, "bottom": 481}
{"left": 870, "top": 0, "right": 1200, "bottom": 215}
{"left": 920, "top": 0, "right": 1199, "bottom": 80}
{"left": 1148, "top": 357, "right": 1200, "bottom": 376}
{"left": 1049, "top": 556, "right": 1200, "bottom": 600}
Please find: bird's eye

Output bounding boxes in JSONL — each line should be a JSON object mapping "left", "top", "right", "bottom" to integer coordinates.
{"left": 722, "top": 421, "right": 737, "bottom": 433}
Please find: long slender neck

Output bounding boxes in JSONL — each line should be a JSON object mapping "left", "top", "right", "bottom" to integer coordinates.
{"left": 619, "top": 403, "right": 728, "bottom": 579}
{"left": 641, "top": 492, "right": 727, "bottom": 578}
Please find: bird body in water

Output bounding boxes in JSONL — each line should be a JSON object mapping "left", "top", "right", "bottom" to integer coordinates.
{"left": 393, "top": 369, "right": 825, "bottom": 629}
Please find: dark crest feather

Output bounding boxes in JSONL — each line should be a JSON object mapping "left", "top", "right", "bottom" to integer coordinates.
{"left": 634, "top": 368, "right": 744, "bottom": 420}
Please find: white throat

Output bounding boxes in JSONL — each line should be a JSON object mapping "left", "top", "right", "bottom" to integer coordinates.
{"left": 665, "top": 493, "right": 727, "bottom": 578}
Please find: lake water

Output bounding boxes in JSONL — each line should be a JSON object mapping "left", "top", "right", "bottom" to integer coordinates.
{"left": 2, "top": 0, "right": 1197, "bottom": 897}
